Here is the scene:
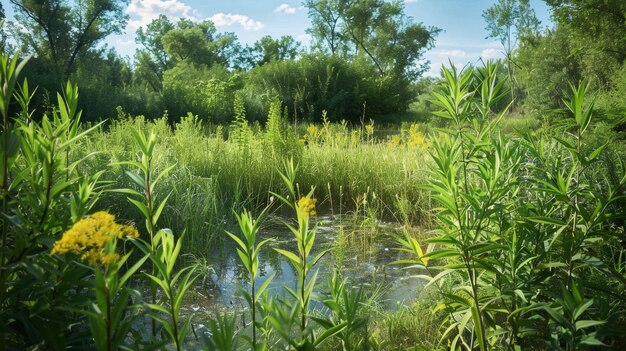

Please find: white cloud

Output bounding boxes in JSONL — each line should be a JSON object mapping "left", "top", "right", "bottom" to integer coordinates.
{"left": 126, "top": 0, "right": 196, "bottom": 30}
{"left": 208, "top": 13, "right": 264, "bottom": 31}
{"left": 481, "top": 48, "right": 501, "bottom": 59}
{"left": 274, "top": 4, "right": 297, "bottom": 14}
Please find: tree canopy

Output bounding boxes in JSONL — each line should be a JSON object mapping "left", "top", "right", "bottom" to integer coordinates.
{"left": 304, "top": 0, "right": 440, "bottom": 80}
{"left": 10, "top": 0, "right": 129, "bottom": 79}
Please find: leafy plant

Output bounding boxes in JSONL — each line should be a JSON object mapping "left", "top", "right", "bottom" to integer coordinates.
{"left": 226, "top": 207, "right": 276, "bottom": 350}
{"left": 316, "top": 270, "right": 369, "bottom": 351}
{"left": 134, "top": 229, "right": 199, "bottom": 351}
{"left": 51, "top": 212, "right": 148, "bottom": 351}
{"left": 271, "top": 159, "right": 347, "bottom": 350}
{"left": 205, "top": 313, "right": 239, "bottom": 351}
{"left": 117, "top": 126, "right": 174, "bottom": 338}
{"left": 0, "top": 52, "right": 110, "bottom": 349}
{"left": 401, "top": 62, "right": 626, "bottom": 351}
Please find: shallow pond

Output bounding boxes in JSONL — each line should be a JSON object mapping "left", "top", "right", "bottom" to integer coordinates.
{"left": 179, "top": 214, "right": 427, "bottom": 329}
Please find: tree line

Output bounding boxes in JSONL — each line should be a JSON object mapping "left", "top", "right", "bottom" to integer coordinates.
{"left": 0, "top": 0, "right": 438, "bottom": 124}
{"left": 0, "top": 0, "right": 624, "bottom": 125}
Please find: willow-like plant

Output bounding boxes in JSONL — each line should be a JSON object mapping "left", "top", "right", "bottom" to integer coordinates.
{"left": 402, "top": 62, "right": 624, "bottom": 351}
{"left": 407, "top": 62, "right": 520, "bottom": 350}
{"left": 226, "top": 206, "right": 275, "bottom": 350}
{"left": 0, "top": 52, "right": 108, "bottom": 349}
{"left": 117, "top": 129, "right": 174, "bottom": 247}
{"left": 270, "top": 159, "right": 346, "bottom": 350}
{"left": 206, "top": 313, "right": 239, "bottom": 351}
{"left": 117, "top": 127, "right": 174, "bottom": 337}
{"left": 316, "top": 270, "right": 369, "bottom": 351}
{"left": 134, "top": 229, "right": 198, "bottom": 351}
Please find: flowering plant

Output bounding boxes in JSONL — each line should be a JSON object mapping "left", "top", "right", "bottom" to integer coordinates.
{"left": 52, "top": 211, "right": 148, "bottom": 351}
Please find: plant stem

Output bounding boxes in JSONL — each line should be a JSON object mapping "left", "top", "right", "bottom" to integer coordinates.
{"left": 251, "top": 277, "right": 257, "bottom": 348}
{"left": 105, "top": 285, "right": 112, "bottom": 351}
{"left": 169, "top": 288, "right": 181, "bottom": 351}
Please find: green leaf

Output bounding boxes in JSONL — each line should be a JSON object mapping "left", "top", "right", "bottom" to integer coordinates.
{"left": 575, "top": 320, "right": 604, "bottom": 330}
{"left": 274, "top": 248, "right": 301, "bottom": 267}
{"left": 526, "top": 216, "right": 567, "bottom": 226}
{"left": 573, "top": 299, "right": 594, "bottom": 320}
{"left": 255, "top": 273, "right": 276, "bottom": 302}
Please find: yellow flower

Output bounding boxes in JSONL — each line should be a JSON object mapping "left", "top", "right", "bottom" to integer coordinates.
{"left": 297, "top": 196, "right": 317, "bottom": 218}
{"left": 407, "top": 123, "right": 430, "bottom": 150}
{"left": 51, "top": 211, "right": 138, "bottom": 266}
{"left": 306, "top": 124, "right": 319, "bottom": 141}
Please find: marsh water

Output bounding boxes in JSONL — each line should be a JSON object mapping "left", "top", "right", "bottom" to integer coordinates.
{"left": 176, "top": 215, "right": 427, "bottom": 333}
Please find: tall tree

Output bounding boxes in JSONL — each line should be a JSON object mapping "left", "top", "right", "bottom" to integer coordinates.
{"left": 304, "top": 0, "right": 438, "bottom": 80}
{"left": 134, "top": 17, "right": 238, "bottom": 91}
{"left": 9, "top": 0, "right": 129, "bottom": 79}
{"left": 135, "top": 14, "right": 175, "bottom": 79}
{"left": 251, "top": 35, "right": 301, "bottom": 66}
{"left": 483, "top": 0, "right": 540, "bottom": 106}
{"left": 0, "top": 3, "right": 8, "bottom": 53}
{"left": 305, "top": 0, "right": 349, "bottom": 55}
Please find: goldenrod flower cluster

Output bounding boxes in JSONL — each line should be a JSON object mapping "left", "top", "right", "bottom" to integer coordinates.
{"left": 305, "top": 124, "right": 320, "bottom": 142}
{"left": 387, "top": 123, "right": 430, "bottom": 150}
{"left": 51, "top": 211, "right": 139, "bottom": 266}
{"left": 407, "top": 123, "right": 430, "bottom": 150}
{"left": 365, "top": 123, "right": 374, "bottom": 137}
{"left": 297, "top": 196, "right": 317, "bottom": 218}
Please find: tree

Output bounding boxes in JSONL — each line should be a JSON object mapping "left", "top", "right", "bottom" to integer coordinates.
{"left": 134, "top": 17, "right": 238, "bottom": 91}
{"left": 161, "top": 19, "right": 221, "bottom": 66}
{"left": 251, "top": 35, "right": 301, "bottom": 66}
{"left": 544, "top": 0, "right": 626, "bottom": 86}
{"left": 0, "top": 3, "right": 8, "bottom": 53}
{"left": 483, "top": 0, "right": 540, "bottom": 107}
{"left": 305, "top": 0, "right": 349, "bottom": 55}
{"left": 135, "top": 14, "right": 175, "bottom": 86}
{"left": 304, "top": 0, "right": 439, "bottom": 80}
{"left": 9, "top": 0, "right": 129, "bottom": 80}
{"left": 515, "top": 25, "right": 582, "bottom": 117}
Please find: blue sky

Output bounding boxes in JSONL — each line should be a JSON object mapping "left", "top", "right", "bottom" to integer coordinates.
{"left": 5, "top": 0, "right": 552, "bottom": 77}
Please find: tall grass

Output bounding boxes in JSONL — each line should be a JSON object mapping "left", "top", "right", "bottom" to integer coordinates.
{"left": 74, "top": 111, "right": 431, "bottom": 254}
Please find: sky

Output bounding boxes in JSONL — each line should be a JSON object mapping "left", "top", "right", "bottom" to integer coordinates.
{"left": 4, "top": 0, "right": 553, "bottom": 77}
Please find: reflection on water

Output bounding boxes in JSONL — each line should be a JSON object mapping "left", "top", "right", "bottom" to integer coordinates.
{"left": 190, "top": 215, "right": 427, "bottom": 317}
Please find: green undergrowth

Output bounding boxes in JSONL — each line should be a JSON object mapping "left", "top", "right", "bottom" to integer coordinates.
{"left": 74, "top": 111, "right": 432, "bottom": 254}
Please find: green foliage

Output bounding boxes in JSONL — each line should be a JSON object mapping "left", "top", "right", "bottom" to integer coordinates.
{"left": 243, "top": 53, "right": 417, "bottom": 122}
{"left": 304, "top": 0, "right": 439, "bottom": 80}
{"left": 513, "top": 0, "right": 626, "bottom": 121}
{"left": 117, "top": 128, "right": 173, "bottom": 245}
{"left": 0, "top": 53, "right": 108, "bottom": 349}
{"left": 82, "top": 236, "right": 148, "bottom": 351}
{"left": 9, "top": 0, "right": 129, "bottom": 80}
{"left": 402, "top": 62, "right": 626, "bottom": 350}
{"left": 317, "top": 270, "right": 369, "bottom": 351}
{"left": 134, "top": 229, "right": 199, "bottom": 351}
{"left": 515, "top": 26, "right": 582, "bottom": 118}
{"left": 206, "top": 313, "right": 239, "bottom": 350}
{"left": 544, "top": 0, "right": 626, "bottom": 86}
{"left": 231, "top": 91, "right": 253, "bottom": 154}
{"left": 270, "top": 159, "right": 348, "bottom": 350}
{"left": 226, "top": 207, "right": 275, "bottom": 350}
{"left": 163, "top": 62, "right": 241, "bottom": 123}
{"left": 248, "top": 35, "right": 302, "bottom": 67}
